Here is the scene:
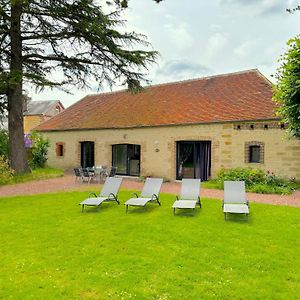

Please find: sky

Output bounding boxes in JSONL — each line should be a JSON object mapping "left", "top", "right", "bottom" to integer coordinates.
{"left": 29, "top": 0, "right": 300, "bottom": 108}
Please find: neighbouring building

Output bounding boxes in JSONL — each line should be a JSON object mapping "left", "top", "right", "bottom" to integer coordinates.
{"left": 24, "top": 100, "right": 65, "bottom": 133}
{"left": 36, "top": 69, "right": 300, "bottom": 181}
{"left": 0, "top": 100, "right": 65, "bottom": 134}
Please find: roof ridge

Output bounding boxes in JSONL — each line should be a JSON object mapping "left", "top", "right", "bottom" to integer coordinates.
{"left": 29, "top": 100, "right": 60, "bottom": 103}
{"left": 147, "top": 68, "right": 260, "bottom": 89}
{"left": 85, "top": 68, "right": 260, "bottom": 98}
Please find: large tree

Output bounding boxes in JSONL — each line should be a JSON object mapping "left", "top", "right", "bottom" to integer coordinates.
{"left": 0, "top": 0, "right": 159, "bottom": 173}
{"left": 273, "top": 36, "right": 300, "bottom": 138}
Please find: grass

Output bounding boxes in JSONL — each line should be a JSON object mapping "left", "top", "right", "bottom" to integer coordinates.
{"left": 201, "top": 179, "right": 223, "bottom": 190}
{"left": 4, "top": 167, "right": 64, "bottom": 185}
{"left": 202, "top": 179, "right": 300, "bottom": 195}
{"left": 1, "top": 190, "right": 300, "bottom": 299}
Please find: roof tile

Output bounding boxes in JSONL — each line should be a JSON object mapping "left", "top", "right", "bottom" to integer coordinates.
{"left": 36, "top": 69, "right": 277, "bottom": 131}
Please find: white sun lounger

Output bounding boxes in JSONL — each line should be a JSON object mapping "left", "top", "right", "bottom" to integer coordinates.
{"left": 79, "top": 177, "right": 123, "bottom": 212}
{"left": 223, "top": 181, "right": 249, "bottom": 221}
{"left": 172, "top": 179, "right": 201, "bottom": 215}
{"left": 124, "top": 178, "right": 163, "bottom": 213}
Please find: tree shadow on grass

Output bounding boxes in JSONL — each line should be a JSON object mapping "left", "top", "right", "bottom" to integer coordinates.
{"left": 223, "top": 213, "right": 250, "bottom": 223}
{"left": 125, "top": 204, "right": 161, "bottom": 214}
{"left": 80, "top": 202, "right": 121, "bottom": 213}
{"left": 172, "top": 208, "right": 201, "bottom": 217}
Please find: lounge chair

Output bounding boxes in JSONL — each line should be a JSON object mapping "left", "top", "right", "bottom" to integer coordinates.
{"left": 124, "top": 178, "right": 163, "bottom": 213}
{"left": 172, "top": 179, "right": 201, "bottom": 215}
{"left": 79, "top": 177, "right": 123, "bottom": 212}
{"left": 223, "top": 181, "right": 249, "bottom": 221}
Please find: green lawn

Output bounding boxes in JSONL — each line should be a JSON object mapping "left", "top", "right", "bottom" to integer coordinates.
{"left": 6, "top": 167, "right": 64, "bottom": 185}
{"left": 1, "top": 190, "right": 300, "bottom": 299}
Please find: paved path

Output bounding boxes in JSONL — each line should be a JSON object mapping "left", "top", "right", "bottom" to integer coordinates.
{"left": 0, "top": 174, "right": 300, "bottom": 207}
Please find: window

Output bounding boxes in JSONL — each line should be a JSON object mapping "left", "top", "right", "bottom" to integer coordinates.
{"left": 249, "top": 145, "right": 260, "bottom": 163}
{"left": 56, "top": 105, "right": 61, "bottom": 113}
{"left": 245, "top": 141, "right": 264, "bottom": 164}
{"left": 56, "top": 142, "right": 65, "bottom": 157}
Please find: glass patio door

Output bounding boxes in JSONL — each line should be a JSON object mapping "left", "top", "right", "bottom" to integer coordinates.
{"left": 176, "top": 141, "right": 211, "bottom": 181}
{"left": 112, "top": 144, "right": 128, "bottom": 174}
{"left": 112, "top": 144, "right": 140, "bottom": 176}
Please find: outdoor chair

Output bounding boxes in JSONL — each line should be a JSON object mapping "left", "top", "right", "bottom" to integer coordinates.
{"left": 74, "top": 167, "right": 83, "bottom": 182}
{"left": 223, "top": 181, "right": 249, "bottom": 221}
{"left": 172, "top": 179, "right": 201, "bottom": 215}
{"left": 108, "top": 166, "right": 117, "bottom": 177}
{"left": 124, "top": 178, "right": 163, "bottom": 213}
{"left": 82, "top": 167, "right": 96, "bottom": 184}
{"left": 79, "top": 177, "right": 123, "bottom": 212}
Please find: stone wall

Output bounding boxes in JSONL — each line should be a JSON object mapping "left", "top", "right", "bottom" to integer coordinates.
{"left": 41, "top": 121, "right": 300, "bottom": 180}
{"left": 24, "top": 115, "right": 51, "bottom": 134}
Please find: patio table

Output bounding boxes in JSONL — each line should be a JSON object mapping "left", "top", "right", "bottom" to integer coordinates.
{"left": 93, "top": 167, "right": 109, "bottom": 183}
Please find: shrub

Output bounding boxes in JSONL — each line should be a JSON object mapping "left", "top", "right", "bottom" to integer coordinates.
{"left": 265, "top": 171, "right": 286, "bottom": 187}
{"left": 248, "top": 183, "right": 294, "bottom": 195}
{"left": 0, "top": 155, "right": 14, "bottom": 184}
{"left": 0, "top": 129, "right": 8, "bottom": 157}
{"left": 216, "top": 167, "right": 298, "bottom": 195}
{"left": 217, "top": 167, "right": 265, "bottom": 186}
{"left": 29, "top": 132, "right": 50, "bottom": 169}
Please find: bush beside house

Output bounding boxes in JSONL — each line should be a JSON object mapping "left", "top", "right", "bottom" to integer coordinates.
{"left": 212, "top": 167, "right": 300, "bottom": 195}
{"left": 0, "top": 155, "right": 14, "bottom": 184}
{"left": 29, "top": 131, "right": 50, "bottom": 169}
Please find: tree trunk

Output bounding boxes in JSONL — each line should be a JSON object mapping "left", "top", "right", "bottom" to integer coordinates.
{"left": 8, "top": 1, "right": 29, "bottom": 173}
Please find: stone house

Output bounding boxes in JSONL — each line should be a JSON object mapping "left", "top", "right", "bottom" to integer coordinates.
{"left": 36, "top": 69, "right": 300, "bottom": 181}
{"left": 0, "top": 100, "right": 65, "bottom": 133}
{"left": 24, "top": 100, "right": 65, "bottom": 134}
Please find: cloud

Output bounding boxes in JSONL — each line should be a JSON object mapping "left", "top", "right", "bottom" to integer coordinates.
{"left": 234, "top": 40, "right": 260, "bottom": 57}
{"left": 219, "top": 0, "right": 287, "bottom": 16}
{"left": 155, "top": 60, "right": 211, "bottom": 82}
{"left": 206, "top": 32, "right": 229, "bottom": 60}
{"left": 163, "top": 16, "right": 193, "bottom": 49}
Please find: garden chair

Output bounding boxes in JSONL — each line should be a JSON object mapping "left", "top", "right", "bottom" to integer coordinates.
{"left": 74, "top": 167, "right": 83, "bottom": 182}
{"left": 82, "top": 167, "right": 96, "bottom": 184}
{"left": 172, "top": 179, "right": 201, "bottom": 215}
{"left": 79, "top": 177, "right": 123, "bottom": 212}
{"left": 108, "top": 166, "right": 117, "bottom": 177}
{"left": 223, "top": 181, "right": 249, "bottom": 221}
{"left": 124, "top": 178, "right": 163, "bottom": 213}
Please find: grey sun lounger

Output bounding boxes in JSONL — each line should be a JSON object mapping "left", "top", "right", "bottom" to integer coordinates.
{"left": 172, "top": 179, "right": 201, "bottom": 215}
{"left": 79, "top": 177, "right": 123, "bottom": 212}
{"left": 223, "top": 181, "right": 249, "bottom": 221}
{"left": 124, "top": 178, "right": 163, "bottom": 213}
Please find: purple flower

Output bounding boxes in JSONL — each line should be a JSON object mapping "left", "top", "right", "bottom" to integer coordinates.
{"left": 24, "top": 134, "right": 32, "bottom": 148}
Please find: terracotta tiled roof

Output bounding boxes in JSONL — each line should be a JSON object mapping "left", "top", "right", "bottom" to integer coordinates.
{"left": 36, "top": 69, "right": 277, "bottom": 132}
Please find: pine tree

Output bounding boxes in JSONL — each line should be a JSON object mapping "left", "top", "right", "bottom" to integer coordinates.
{"left": 0, "top": 0, "right": 158, "bottom": 173}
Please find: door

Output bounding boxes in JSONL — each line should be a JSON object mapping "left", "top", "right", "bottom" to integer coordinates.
{"left": 112, "top": 144, "right": 128, "bottom": 175}
{"left": 176, "top": 141, "right": 211, "bottom": 181}
{"left": 80, "top": 141, "right": 95, "bottom": 168}
{"left": 112, "top": 144, "right": 140, "bottom": 176}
